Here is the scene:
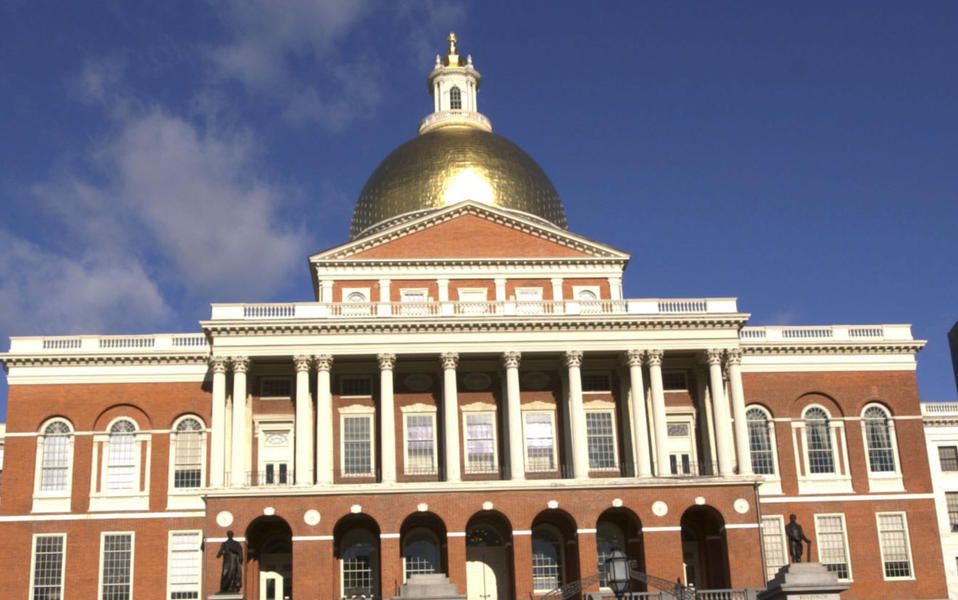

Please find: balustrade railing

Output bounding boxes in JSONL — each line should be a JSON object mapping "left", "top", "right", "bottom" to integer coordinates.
{"left": 741, "top": 324, "right": 914, "bottom": 344}
{"left": 922, "top": 402, "right": 958, "bottom": 416}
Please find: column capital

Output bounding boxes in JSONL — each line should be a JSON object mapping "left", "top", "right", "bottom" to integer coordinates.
{"left": 231, "top": 357, "right": 250, "bottom": 373}
{"left": 294, "top": 355, "right": 312, "bottom": 372}
{"left": 502, "top": 351, "right": 521, "bottom": 369}
{"left": 645, "top": 349, "right": 664, "bottom": 367}
{"left": 377, "top": 353, "right": 397, "bottom": 370}
{"left": 705, "top": 349, "right": 724, "bottom": 366}
{"left": 313, "top": 354, "right": 334, "bottom": 372}
{"left": 725, "top": 349, "right": 743, "bottom": 365}
{"left": 440, "top": 352, "right": 459, "bottom": 370}
{"left": 210, "top": 357, "right": 229, "bottom": 374}
{"left": 624, "top": 349, "right": 644, "bottom": 368}
{"left": 562, "top": 350, "right": 584, "bottom": 368}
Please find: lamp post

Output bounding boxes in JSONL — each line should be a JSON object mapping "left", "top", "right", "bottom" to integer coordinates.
{"left": 605, "top": 549, "right": 631, "bottom": 599}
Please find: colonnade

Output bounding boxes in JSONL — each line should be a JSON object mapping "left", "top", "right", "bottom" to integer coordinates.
{"left": 207, "top": 349, "right": 752, "bottom": 488}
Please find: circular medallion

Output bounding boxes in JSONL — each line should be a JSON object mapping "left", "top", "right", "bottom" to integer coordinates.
{"left": 216, "top": 511, "right": 234, "bottom": 528}
{"left": 734, "top": 498, "right": 750, "bottom": 514}
{"left": 304, "top": 509, "right": 321, "bottom": 526}
{"left": 547, "top": 499, "right": 559, "bottom": 509}
{"left": 652, "top": 501, "right": 668, "bottom": 517}
{"left": 521, "top": 371, "right": 549, "bottom": 390}
{"left": 482, "top": 501, "right": 494, "bottom": 511}
{"left": 417, "top": 503, "right": 429, "bottom": 512}
{"left": 263, "top": 506, "right": 276, "bottom": 516}
{"left": 350, "top": 504, "right": 362, "bottom": 514}
{"left": 694, "top": 496, "right": 706, "bottom": 506}
{"left": 404, "top": 373, "right": 434, "bottom": 392}
{"left": 612, "top": 498, "right": 624, "bottom": 508}
{"left": 463, "top": 373, "right": 491, "bottom": 391}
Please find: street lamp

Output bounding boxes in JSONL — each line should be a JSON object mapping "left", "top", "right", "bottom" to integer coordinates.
{"left": 605, "top": 549, "right": 631, "bottom": 599}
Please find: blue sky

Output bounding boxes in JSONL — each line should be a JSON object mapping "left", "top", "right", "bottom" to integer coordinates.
{"left": 1, "top": 1, "right": 956, "bottom": 415}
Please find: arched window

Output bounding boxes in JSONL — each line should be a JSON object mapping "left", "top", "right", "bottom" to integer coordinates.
{"left": 803, "top": 407, "right": 834, "bottom": 474}
{"left": 172, "top": 416, "right": 205, "bottom": 489}
{"left": 39, "top": 420, "right": 74, "bottom": 493}
{"left": 450, "top": 86, "right": 462, "bottom": 110}
{"left": 863, "top": 406, "right": 896, "bottom": 473}
{"left": 746, "top": 407, "right": 776, "bottom": 475}
{"left": 346, "top": 291, "right": 367, "bottom": 303}
{"left": 596, "top": 521, "right": 626, "bottom": 588}
{"left": 403, "top": 529, "right": 440, "bottom": 578}
{"left": 106, "top": 419, "right": 138, "bottom": 491}
{"left": 532, "top": 524, "right": 563, "bottom": 592}
{"left": 342, "top": 529, "right": 378, "bottom": 598}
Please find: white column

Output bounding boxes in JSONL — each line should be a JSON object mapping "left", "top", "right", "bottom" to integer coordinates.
{"left": 378, "top": 279, "right": 391, "bottom": 316}
{"left": 550, "top": 278, "right": 564, "bottom": 302}
{"left": 230, "top": 357, "right": 249, "bottom": 487}
{"left": 294, "top": 356, "right": 314, "bottom": 485}
{"left": 209, "top": 357, "right": 228, "bottom": 487}
{"left": 314, "top": 355, "right": 334, "bottom": 484}
{"left": 319, "top": 280, "right": 334, "bottom": 303}
{"left": 441, "top": 353, "right": 461, "bottom": 482}
{"left": 625, "top": 350, "right": 652, "bottom": 478}
{"left": 608, "top": 277, "right": 624, "bottom": 300}
{"left": 726, "top": 349, "right": 752, "bottom": 475}
{"left": 563, "top": 351, "right": 590, "bottom": 479}
{"left": 378, "top": 353, "right": 397, "bottom": 484}
{"left": 503, "top": 351, "right": 524, "bottom": 481}
{"left": 646, "top": 350, "right": 670, "bottom": 476}
{"left": 494, "top": 278, "right": 507, "bottom": 302}
{"left": 707, "top": 349, "right": 736, "bottom": 476}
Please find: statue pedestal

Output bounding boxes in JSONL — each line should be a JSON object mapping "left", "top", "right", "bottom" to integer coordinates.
{"left": 208, "top": 594, "right": 244, "bottom": 600}
{"left": 759, "top": 563, "right": 850, "bottom": 600}
{"left": 391, "top": 573, "right": 465, "bottom": 599}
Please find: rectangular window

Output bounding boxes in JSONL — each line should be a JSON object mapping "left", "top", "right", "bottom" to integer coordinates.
{"left": 877, "top": 513, "right": 912, "bottom": 579}
{"left": 404, "top": 414, "right": 436, "bottom": 475}
{"left": 464, "top": 412, "right": 497, "bottom": 474}
{"left": 31, "top": 534, "right": 65, "bottom": 600}
{"left": 264, "top": 462, "right": 289, "bottom": 485}
{"left": 173, "top": 431, "right": 203, "bottom": 489}
{"left": 340, "top": 376, "right": 372, "bottom": 397}
{"left": 662, "top": 371, "right": 688, "bottom": 391}
{"left": 581, "top": 373, "right": 611, "bottom": 392}
{"left": 761, "top": 517, "right": 787, "bottom": 581}
{"left": 167, "top": 531, "right": 201, "bottom": 600}
{"left": 939, "top": 446, "right": 958, "bottom": 471}
{"left": 106, "top": 435, "right": 138, "bottom": 492}
{"left": 524, "top": 412, "right": 556, "bottom": 472}
{"left": 342, "top": 415, "right": 374, "bottom": 476}
{"left": 947, "top": 492, "right": 958, "bottom": 532}
{"left": 585, "top": 411, "right": 617, "bottom": 469}
{"left": 40, "top": 435, "right": 72, "bottom": 492}
{"left": 100, "top": 533, "right": 133, "bottom": 600}
{"left": 815, "top": 515, "right": 851, "bottom": 580}
{"left": 260, "top": 377, "right": 292, "bottom": 398}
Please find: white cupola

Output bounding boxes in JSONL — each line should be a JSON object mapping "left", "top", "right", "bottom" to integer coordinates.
{"left": 419, "top": 33, "right": 492, "bottom": 134}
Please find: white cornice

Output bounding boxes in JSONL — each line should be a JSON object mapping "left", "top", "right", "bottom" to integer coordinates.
{"left": 741, "top": 342, "right": 924, "bottom": 356}
{"left": 1, "top": 353, "right": 209, "bottom": 368}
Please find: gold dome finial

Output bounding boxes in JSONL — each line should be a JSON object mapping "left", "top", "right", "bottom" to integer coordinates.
{"left": 446, "top": 32, "right": 460, "bottom": 67}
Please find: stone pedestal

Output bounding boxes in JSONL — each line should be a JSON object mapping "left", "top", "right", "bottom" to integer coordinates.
{"left": 392, "top": 573, "right": 466, "bottom": 599}
{"left": 759, "top": 563, "right": 850, "bottom": 600}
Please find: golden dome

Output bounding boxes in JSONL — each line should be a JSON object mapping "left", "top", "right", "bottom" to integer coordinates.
{"left": 351, "top": 127, "right": 568, "bottom": 238}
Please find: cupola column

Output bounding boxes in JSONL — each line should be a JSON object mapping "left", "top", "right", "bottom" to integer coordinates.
{"left": 294, "top": 356, "right": 314, "bottom": 485}
{"left": 646, "top": 350, "right": 671, "bottom": 476}
{"left": 625, "top": 350, "right": 653, "bottom": 478}
{"left": 726, "top": 350, "right": 752, "bottom": 475}
{"left": 230, "top": 357, "right": 250, "bottom": 487}
{"left": 378, "top": 354, "right": 398, "bottom": 484}
{"left": 314, "top": 355, "right": 335, "bottom": 484}
{"left": 563, "top": 350, "right": 590, "bottom": 479}
{"left": 503, "top": 351, "right": 524, "bottom": 480}
{"left": 209, "top": 357, "right": 228, "bottom": 487}
{"left": 707, "top": 349, "right": 736, "bottom": 476}
{"left": 441, "top": 353, "right": 461, "bottom": 482}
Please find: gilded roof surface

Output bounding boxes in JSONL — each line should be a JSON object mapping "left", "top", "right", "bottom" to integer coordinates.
{"left": 350, "top": 127, "right": 568, "bottom": 239}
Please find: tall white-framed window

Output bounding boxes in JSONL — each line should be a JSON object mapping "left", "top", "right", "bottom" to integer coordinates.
{"left": 876, "top": 512, "right": 913, "bottom": 580}
{"left": 403, "top": 409, "right": 438, "bottom": 475}
{"left": 341, "top": 529, "right": 378, "bottom": 598}
{"left": 105, "top": 419, "right": 139, "bottom": 492}
{"left": 523, "top": 410, "right": 557, "bottom": 473}
{"left": 171, "top": 416, "right": 205, "bottom": 490}
{"left": 532, "top": 524, "right": 564, "bottom": 592}
{"left": 804, "top": 407, "right": 834, "bottom": 474}
{"left": 340, "top": 408, "right": 375, "bottom": 477}
{"left": 34, "top": 418, "right": 75, "bottom": 512}
{"left": 403, "top": 528, "right": 440, "bottom": 579}
{"left": 793, "top": 405, "right": 851, "bottom": 494}
{"left": 665, "top": 415, "right": 697, "bottom": 475}
{"left": 760, "top": 516, "right": 788, "bottom": 581}
{"left": 30, "top": 533, "right": 66, "bottom": 600}
{"left": 255, "top": 420, "right": 294, "bottom": 486}
{"left": 99, "top": 532, "right": 134, "bottom": 600}
{"left": 449, "top": 86, "right": 462, "bottom": 110}
{"left": 861, "top": 404, "right": 903, "bottom": 492}
{"left": 814, "top": 514, "right": 852, "bottom": 581}
{"left": 463, "top": 410, "right": 498, "bottom": 474}
{"left": 167, "top": 530, "right": 202, "bottom": 600}
{"left": 746, "top": 405, "right": 781, "bottom": 493}
{"left": 585, "top": 408, "right": 618, "bottom": 470}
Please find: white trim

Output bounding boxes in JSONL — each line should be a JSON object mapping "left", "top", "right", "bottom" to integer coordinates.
{"left": 760, "top": 493, "right": 934, "bottom": 503}
{"left": 724, "top": 523, "right": 760, "bottom": 529}
{"left": 380, "top": 533, "right": 401, "bottom": 539}
{"left": 512, "top": 530, "right": 533, "bottom": 536}
{"left": 98, "top": 531, "right": 135, "bottom": 600}
{"left": 746, "top": 404, "right": 783, "bottom": 495}
{"left": 860, "top": 403, "right": 905, "bottom": 493}
{"left": 813, "top": 513, "right": 852, "bottom": 582}
{"left": 167, "top": 414, "right": 207, "bottom": 507}
{"left": 793, "top": 405, "right": 852, "bottom": 494}
{"left": 340, "top": 412, "right": 375, "bottom": 477}
{"left": 33, "top": 418, "right": 76, "bottom": 513}
{"left": 446, "top": 532, "right": 467, "bottom": 538}
{"left": 29, "top": 532, "right": 66, "bottom": 600}
{"left": 207, "top": 536, "right": 247, "bottom": 543}
{"left": 875, "top": 511, "right": 915, "bottom": 581}
{"left": 641, "top": 526, "right": 683, "bottom": 532}
{"left": 292, "top": 535, "right": 335, "bottom": 541}
{"left": 576, "top": 528, "right": 597, "bottom": 534}
{"left": 0, "top": 510, "right": 205, "bottom": 522}
{"left": 166, "top": 529, "right": 202, "bottom": 600}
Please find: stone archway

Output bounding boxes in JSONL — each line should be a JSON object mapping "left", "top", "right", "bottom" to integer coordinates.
{"left": 465, "top": 511, "right": 514, "bottom": 600}
{"left": 246, "top": 516, "right": 293, "bottom": 600}
{"left": 680, "top": 506, "right": 730, "bottom": 590}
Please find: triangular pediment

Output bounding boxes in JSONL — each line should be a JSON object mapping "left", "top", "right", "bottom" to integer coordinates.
{"left": 310, "top": 202, "right": 629, "bottom": 262}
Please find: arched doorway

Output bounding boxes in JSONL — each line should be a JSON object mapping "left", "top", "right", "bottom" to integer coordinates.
{"left": 530, "top": 509, "right": 579, "bottom": 596}
{"left": 596, "top": 508, "right": 645, "bottom": 592}
{"left": 401, "top": 512, "right": 448, "bottom": 580}
{"left": 680, "top": 506, "right": 730, "bottom": 590}
{"left": 334, "top": 514, "right": 381, "bottom": 599}
{"left": 465, "top": 512, "right": 513, "bottom": 600}
{"left": 246, "top": 516, "right": 293, "bottom": 600}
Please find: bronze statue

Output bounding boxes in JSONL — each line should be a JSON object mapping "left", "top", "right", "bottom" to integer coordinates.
{"left": 216, "top": 530, "right": 244, "bottom": 593}
{"left": 785, "top": 514, "right": 812, "bottom": 563}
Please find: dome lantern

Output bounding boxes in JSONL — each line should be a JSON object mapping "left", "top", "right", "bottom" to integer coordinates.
{"left": 419, "top": 32, "right": 492, "bottom": 134}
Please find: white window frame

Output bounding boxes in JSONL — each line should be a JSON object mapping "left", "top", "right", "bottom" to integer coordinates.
{"left": 571, "top": 285, "right": 602, "bottom": 313}
{"left": 522, "top": 408, "right": 558, "bottom": 473}
{"left": 584, "top": 401, "right": 619, "bottom": 471}
{"left": 259, "top": 376, "right": 292, "bottom": 399}
{"left": 33, "top": 418, "right": 75, "bottom": 513}
{"left": 664, "top": 412, "right": 697, "bottom": 475}
{"left": 340, "top": 406, "right": 376, "bottom": 477}
{"left": 255, "top": 418, "right": 295, "bottom": 486}
{"left": 462, "top": 407, "right": 499, "bottom": 474}
{"left": 456, "top": 288, "right": 488, "bottom": 302}
{"left": 29, "top": 533, "right": 67, "bottom": 600}
{"left": 860, "top": 403, "right": 904, "bottom": 492}
{"left": 401, "top": 406, "right": 438, "bottom": 476}
{"left": 792, "top": 405, "right": 852, "bottom": 494}
{"left": 515, "top": 287, "right": 545, "bottom": 314}
{"left": 760, "top": 516, "right": 788, "bottom": 581}
{"left": 98, "top": 531, "right": 135, "bottom": 600}
{"left": 342, "top": 287, "right": 373, "bottom": 316}
{"left": 166, "top": 530, "right": 202, "bottom": 600}
{"left": 532, "top": 523, "right": 565, "bottom": 592}
{"left": 167, "top": 415, "right": 207, "bottom": 509}
{"left": 875, "top": 511, "right": 914, "bottom": 581}
{"left": 814, "top": 513, "right": 852, "bottom": 582}
{"left": 90, "top": 418, "right": 150, "bottom": 512}
{"left": 342, "top": 287, "right": 371, "bottom": 303}
{"left": 746, "top": 405, "right": 782, "bottom": 495}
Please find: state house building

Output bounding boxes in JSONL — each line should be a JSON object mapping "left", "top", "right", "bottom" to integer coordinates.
{"left": 0, "top": 35, "right": 948, "bottom": 600}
